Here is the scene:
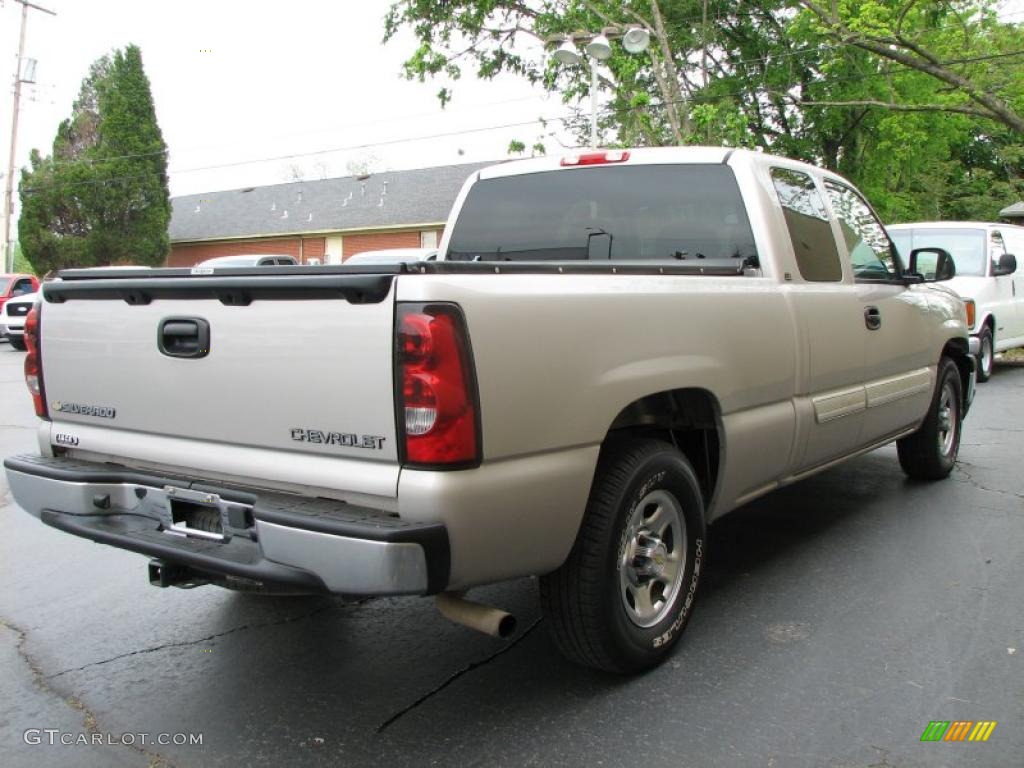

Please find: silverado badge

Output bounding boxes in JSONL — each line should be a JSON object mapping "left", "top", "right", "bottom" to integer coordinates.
{"left": 52, "top": 401, "right": 117, "bottom": 419}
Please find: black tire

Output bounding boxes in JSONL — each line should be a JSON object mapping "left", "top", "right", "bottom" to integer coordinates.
{"left": 976, "top": 326, "right": 994, "bottom": 382}
{"left": 540, "top": 438, "right": 706, "bottom": 673}
{"left": 897, "top": 357, "right": 963, "bottom": 480}
{"left": 8, "top": 337, "right": 26, "bottom": 351}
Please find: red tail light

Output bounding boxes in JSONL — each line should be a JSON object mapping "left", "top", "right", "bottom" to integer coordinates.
{"left": 396, "top": 303, "right": 479, "bottom": 467}
{"left": 24, "top": 304, "right": 49, "bottom": 419}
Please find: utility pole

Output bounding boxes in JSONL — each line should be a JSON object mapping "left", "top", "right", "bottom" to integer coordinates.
{"left": 3, "top": 0, "right": 56, "bottom": 274}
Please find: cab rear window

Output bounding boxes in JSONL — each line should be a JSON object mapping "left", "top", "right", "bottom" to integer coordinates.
{"left": 447, "top": 165, "right": 758, "bottom": 268}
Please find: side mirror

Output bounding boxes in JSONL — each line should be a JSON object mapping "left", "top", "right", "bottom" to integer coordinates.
{"left": 908, "top": 247, "right": 956, "bottom": 282}
{"left": 992, "top": 253, "right": 1017, "bottom": 277}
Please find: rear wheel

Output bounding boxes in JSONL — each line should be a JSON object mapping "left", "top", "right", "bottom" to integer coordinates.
{"left": 976, "top": 326, "right": 994, "bottom": 382}
{"left": 8, "top": 337, "right": 25, "bottom": 351}
{"left": 540, "top": 438, "right": 705, "bottom": 673}
{"left": 897, "top": 357, "right": 963, "bottom": 480}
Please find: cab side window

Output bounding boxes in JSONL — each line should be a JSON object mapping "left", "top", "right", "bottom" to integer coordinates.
{"left": 770, "top": 168, "right": 842, "bottom": 282}
{"left": 823, "top": 181, "right": 896, "bottom": 281}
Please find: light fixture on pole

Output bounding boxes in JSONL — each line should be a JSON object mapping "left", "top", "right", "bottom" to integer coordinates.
{"left": 585, "top": 34, "right": 612, "bottom": 61}
{"left": 552, "top": 29, "right": 650, "bottom": 149}
{"left": 552, "top": 39, "right": 581, "bottom": 67}
{"left": 622, "top": 27, "right": 651, "bottom": 55}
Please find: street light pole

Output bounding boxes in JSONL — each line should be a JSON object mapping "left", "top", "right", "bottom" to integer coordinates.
{"left": 3, "top": 0, "right": 56, "bottom": 274}
{"left": 552, "top": 29, "right": 649, "bottom": 150}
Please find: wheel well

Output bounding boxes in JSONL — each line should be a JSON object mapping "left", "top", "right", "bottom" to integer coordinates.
{"left": 942, "top": 338, "right": 972, "bottom": 402}
{"left": 605, "top": 389, "right": 721, "bottom": 508}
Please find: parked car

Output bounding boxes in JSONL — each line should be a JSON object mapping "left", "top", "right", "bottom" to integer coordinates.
{"left": 344, "top": 248, "right": 438, "bottom": 265}
{"left": 5, "top": 147, "right": 975, "bottom": 673}
{"left": 888, "top": 222, "right": 1024, "bottom": 381}
{"left": 195, "top": 255, "right": 298, "bottom": 267}
{"left": 0, "top": 273, "right": 40, "bottom": 320}
{"left": 1, "top": 290, "right": 39, "bottom": 350}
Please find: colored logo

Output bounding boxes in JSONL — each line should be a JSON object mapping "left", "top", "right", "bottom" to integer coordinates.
{"left": 920, "top": 721, "right": 997, "bottom": 742}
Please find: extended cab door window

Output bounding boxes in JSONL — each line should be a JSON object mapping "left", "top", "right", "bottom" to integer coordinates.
{"left": 770, "top": 168, "right": 842, "bottom": 282}
{"left": 823, "top": 181, "right": 897, "bottom": 281}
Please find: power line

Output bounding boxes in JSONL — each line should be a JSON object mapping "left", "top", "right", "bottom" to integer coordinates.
{"left": 26, "top": 8, "right": 1024, "bottom": 174}
{"left": 16, "top": 7, "right": 1024, "bottom": 184}
{"left": 39, "top": 93, "right": 555, "bottom": 170}
{"left": 18, "top": 47, "right": 1024, "bottom": 196}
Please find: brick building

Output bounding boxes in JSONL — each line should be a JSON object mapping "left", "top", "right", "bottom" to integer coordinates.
{"left": 167, "top": 161, "right": 491, "bottom": 267}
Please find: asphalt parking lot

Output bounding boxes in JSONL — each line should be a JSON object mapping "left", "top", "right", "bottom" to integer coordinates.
{"left": 0, "top": 341, "right": 1021, "bottom": 768}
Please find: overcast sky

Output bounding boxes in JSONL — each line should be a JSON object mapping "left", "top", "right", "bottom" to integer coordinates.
{"left": 0, "top": 0, "right": 564, "bottom": 206}
{"left": 2, "top": 0, "right": 1022, "bottom": 221}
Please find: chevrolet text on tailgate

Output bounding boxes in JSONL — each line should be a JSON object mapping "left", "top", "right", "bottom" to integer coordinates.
{"left": 5, "top": 148, "right": 975, "bottom": 673}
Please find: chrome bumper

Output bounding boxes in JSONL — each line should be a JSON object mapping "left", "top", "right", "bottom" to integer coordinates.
{"left": 4, "top": 454, "right": 449, "bottom": 596}
{"left": 968, "top": 336, "right": 981, "bottom": 356}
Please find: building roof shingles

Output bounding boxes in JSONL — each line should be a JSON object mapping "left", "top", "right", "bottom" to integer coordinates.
{"left": 999, "top": 201, "right": 1024, "bottom": 220}
{"left": 169, "top": 161, "right": 491, "bottom": 243}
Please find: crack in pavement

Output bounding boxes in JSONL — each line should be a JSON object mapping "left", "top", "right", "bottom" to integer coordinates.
{"left": 47, "top": 604, "right": 333, "bottom": 680}
{"left": 954, "top": 462, "right": 1024, "bottom": 502}
{"left": 375, "top": 616, "right": 543, "bottom": 734}
{"left": 0, "top": 618, "right": 175, "bottom": 767}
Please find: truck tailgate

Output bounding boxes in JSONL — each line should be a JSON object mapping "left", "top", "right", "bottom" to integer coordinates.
{"left": 38, "top": 274, "right": 399, "bottom": 497}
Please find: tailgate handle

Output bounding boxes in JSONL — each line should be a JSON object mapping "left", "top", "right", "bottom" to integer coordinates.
{"left": 158, "top": 317, "right": 210, "bottom": 358}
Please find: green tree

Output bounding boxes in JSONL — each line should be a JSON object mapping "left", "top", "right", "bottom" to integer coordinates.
{"left": 18, "top": 45, "right": 170, "bottom": 273}
{"left": 383, "top": 1, "right": 1024, "bottom": 222}
{"left": 11, "top": 242, "right": 34, "bottom": 275}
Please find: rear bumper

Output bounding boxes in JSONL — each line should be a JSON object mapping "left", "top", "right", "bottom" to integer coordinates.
{"left": 4, "top": 454, "right": 449, "bottom": 596}
{"left": 968, "top": 335, "right": 980, "bottom": 356}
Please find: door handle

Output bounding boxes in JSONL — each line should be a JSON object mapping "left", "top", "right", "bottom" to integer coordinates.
{"left": 158, "top": 317, "right": 210, "bottom": 358}
{"left": 864, "top": 306, "right": 882, "bottom": 331}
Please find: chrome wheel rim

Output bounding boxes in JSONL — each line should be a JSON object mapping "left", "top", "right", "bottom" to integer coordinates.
{"left": 619, "top": 489, "right": 687, "bottom": 628}
{"left": 981, "top": 336, "right": 993, "bottom": 376}
{"left": 937, "top": 381, "right": 958, "bottom": 457}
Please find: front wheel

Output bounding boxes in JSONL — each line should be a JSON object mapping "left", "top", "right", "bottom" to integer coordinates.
{"left": 8, "top": 337, "right": 26, "bottom": 351}
{"left": 976, "top": 327, "right": 994, "bottom": 382}
{"left": 540, "top": 438, "right": 705, "bottom": 673}
{"left": 897, "top": 357, "right": 963, "bottom": 480}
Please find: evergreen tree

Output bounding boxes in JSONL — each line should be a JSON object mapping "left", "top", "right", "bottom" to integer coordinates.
{"left": 18, "top": 45, "right": 170, "bottom": 272}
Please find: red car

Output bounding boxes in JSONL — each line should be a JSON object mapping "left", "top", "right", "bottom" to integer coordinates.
{"left": 0, "top": 274, "right": 40, "bottom": 338}
{"left": 0, "top": 274, "right": 39, "bottom": 312}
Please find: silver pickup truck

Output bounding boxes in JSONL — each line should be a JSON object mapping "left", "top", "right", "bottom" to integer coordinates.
{"left": 5, "top": 147, "right": 975, "bottom": 673}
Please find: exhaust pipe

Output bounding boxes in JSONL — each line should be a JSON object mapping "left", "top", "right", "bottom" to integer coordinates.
{"left": 435, "top": 592, "right": 517, "bottom": 638}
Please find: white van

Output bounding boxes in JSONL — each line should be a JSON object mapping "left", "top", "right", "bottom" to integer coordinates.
{"left": 888, "top": 222, "right": 1024, "bottom": 381}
